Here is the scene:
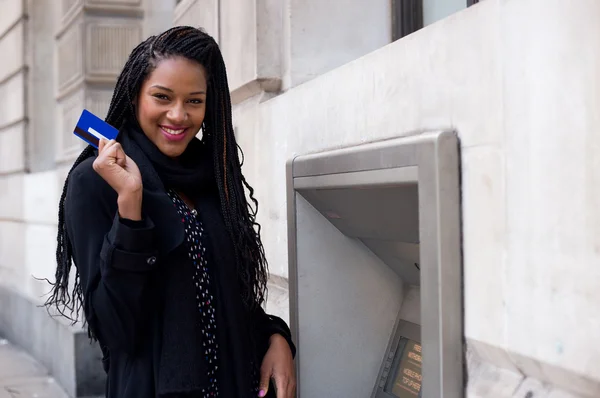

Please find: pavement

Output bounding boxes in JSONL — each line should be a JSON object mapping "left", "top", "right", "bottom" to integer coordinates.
{"left": 0, "top": 339, "right": 69, "bottom": 398}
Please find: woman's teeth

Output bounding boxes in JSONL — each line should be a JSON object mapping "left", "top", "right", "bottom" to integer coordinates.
{"left": 162, "top": 127, "right": 185, "bottom": 135}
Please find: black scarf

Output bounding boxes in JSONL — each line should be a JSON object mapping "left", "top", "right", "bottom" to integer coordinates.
{"left": 128, "top": 123, "right": 215, "bottom": 199}
{"left": 119, "top": 124, "right": 257, "bottom": 397}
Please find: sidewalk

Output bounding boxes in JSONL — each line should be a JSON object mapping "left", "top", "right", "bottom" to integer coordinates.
{"left": 0, "top": 339, "right": 69, "bottom": 398}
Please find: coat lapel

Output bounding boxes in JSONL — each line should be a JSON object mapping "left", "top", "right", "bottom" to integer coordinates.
{"left": 142, "top": 189, "right": 184, "bottom": 254}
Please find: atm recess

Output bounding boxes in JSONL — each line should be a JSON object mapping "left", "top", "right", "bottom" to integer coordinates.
{"left": 297, "top": 179, "right": 420, "bottom": 286}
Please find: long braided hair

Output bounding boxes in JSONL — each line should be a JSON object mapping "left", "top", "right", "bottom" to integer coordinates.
{"left": 45, "top": 26, "right": 269, "bottom": 327}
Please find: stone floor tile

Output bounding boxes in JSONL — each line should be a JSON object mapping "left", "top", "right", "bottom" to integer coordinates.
{"left": 0, "top": 340, "right": 47, "bottom": 385}
{"left": 2, "top": 376, "right": 69, "bottom": 398}
{"left": 0, "top": 340, "right": 69, "bottom": 398}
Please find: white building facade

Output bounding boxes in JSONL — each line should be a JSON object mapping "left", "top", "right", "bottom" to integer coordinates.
{"left": 0, "top": 0, "right": 599, "bottom": 396}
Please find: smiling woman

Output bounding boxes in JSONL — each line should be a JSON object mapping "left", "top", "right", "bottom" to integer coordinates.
{"left": 137, "top": 57, "right": 208, "bottom": 157}
{"left": 44, "top": 26, "right": 296, "bottom": 398}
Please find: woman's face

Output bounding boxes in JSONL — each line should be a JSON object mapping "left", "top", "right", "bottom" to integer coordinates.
{"left": 136, "top": 56, "right": 208, "bottom": 158}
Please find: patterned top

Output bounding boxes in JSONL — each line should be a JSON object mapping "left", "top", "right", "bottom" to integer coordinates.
{"left": 167, "top": 189, "right": 219, "bottom": 397}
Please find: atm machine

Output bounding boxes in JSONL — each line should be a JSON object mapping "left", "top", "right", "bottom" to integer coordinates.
{"left": 286, "top": 131, "right": 463, "bottom": 398}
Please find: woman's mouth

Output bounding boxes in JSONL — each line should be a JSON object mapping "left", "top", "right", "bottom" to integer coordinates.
{"left": 160, "top": 126, "right": 188, "bottom": 142}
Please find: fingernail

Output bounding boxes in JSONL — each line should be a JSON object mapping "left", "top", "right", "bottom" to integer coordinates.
{"left": 258, "top": 389, "right": 266, "bottom": 397}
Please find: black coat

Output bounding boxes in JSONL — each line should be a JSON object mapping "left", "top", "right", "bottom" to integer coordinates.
{"left": 65, "top": 154, "right": 294, "bottom": 398}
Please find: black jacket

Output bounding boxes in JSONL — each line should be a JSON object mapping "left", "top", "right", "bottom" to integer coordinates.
{"left": 65, "top": 155, "right": 294, "bottom": 398}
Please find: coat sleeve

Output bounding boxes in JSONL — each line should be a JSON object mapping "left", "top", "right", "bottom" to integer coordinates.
{"left": 65, "top": 162, "right": 159, "bottom": 355}
{"left": 252, "top": 304, "right": 296, "bottom": 358}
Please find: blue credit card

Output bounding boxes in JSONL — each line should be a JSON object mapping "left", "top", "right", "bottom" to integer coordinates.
{"left": 73, "top": 109, "right": 119, "bottom": 149}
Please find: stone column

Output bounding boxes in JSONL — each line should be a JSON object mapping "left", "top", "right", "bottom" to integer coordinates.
{"left": 0, "top": 0, "right": 27, "bottom": 301}
{"left": 220, "top": 0, "right": 284, "bottom": 103}
{"left": 144, "top": 0, "right": 175, "bottom": 38}
{"left": 174, "top": 0, "right": 219, "bottom": 42}
{"left": 27, "top": 0, "right": 58, "bottom": 172}
{"left": 55, "top": 0, "right": 144, "bottom": 164}
{"left": 0, "top": 0, "right": 27, "bottom": 177}
{"left": 174, "top": 0, "right": 282, "bottom": 104}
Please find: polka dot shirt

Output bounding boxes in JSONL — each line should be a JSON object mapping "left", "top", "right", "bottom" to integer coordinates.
{"left": 168, "top": 190, "right": 219, "bottom": 397}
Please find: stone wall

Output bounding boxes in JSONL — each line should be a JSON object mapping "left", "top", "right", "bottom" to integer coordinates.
{"left": 200, "top": 0, "right": 600, "bottom": 396}
{"left": 0, "top": 0, "right": 26, "bottom": 287}
{"left": 0, "top": 1, "right": 171, "bottom": 396}
{"left": 0, "top": 0, "right": 26, "bottom": 178}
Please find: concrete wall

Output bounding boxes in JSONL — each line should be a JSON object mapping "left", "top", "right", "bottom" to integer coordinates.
{"left": 144, "top": 0, "right": 175, "bottom": 38}
{"left": 0, "top": 0, "right": 27, "bottom": 178}
{"left": 0, "top": 0, "right": 28, "bottom": 291}
{"left": 27, "top": 0, "right": 57, "bottom": 172}
{"left": 0, "top": 1, "right": 99, "bottom": 396}
{"left": 230, "top": 0, "right": 600, "bottom": 396}
{"left": 284, "top": 0, "right": 391, "bottom": 89}
{"left": 174, "top": 0, "right": 218, "bottom": 40}
{"left": 174, "top": 0, "right": 392, "bottom": 103}
{"left": 0, "top": 1, "right": 159, "bottom": 396}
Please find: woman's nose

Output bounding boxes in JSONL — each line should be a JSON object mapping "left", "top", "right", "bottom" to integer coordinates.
{"left": 167, "top": 103, "right": 187, "bottom": 123}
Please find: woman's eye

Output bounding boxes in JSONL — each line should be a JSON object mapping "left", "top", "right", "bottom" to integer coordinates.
{"left": 154, "top": 94, "right": 169, "bottom": 100}
{"left": 189, "top": 99, "right": 204, "bottom": 104}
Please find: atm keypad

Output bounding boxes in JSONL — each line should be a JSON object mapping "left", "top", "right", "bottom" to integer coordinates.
{"left": 379, "top": 350, "right": 395, "bottom": 389}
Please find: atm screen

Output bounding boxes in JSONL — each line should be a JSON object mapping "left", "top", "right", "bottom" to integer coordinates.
{"left": 387, "top": 338, "right": 422, "bottom": 397}
{"left": 373, "top": 320, "right": 421, "bottom": 398}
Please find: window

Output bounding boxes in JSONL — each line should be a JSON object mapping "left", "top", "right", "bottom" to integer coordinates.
{"left": 393, "top": 0, "right": 481, "bottom": 41}
{"left": 392, "top": 0, "right": 423, "bottom": 41}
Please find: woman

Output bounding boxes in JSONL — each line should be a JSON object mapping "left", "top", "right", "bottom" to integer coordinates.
{"left": 45, "top": 26, "right": 296, "bottom": 398}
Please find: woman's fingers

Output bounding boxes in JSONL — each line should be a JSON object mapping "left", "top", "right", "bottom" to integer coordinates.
{"left": 258, "top": 366, "right": 295, "bottom": 398}
{"left": 98, "top": 140, "right": 118, "bottom": 168}
{"left": 287, "top": 377, "right": 296, "bottom": 398}
{"left": 92, "top": 139, "right": 142, "bottom": 195}
{"left": 275, "top": 376, "right": 288, "bottom": 398}
{"left": 258, "top": 365, "right": 271, "bottom": 397}
{"left": 98, "top": 138, "right": 116, "bottom": 154}
{"left": 272, "top": 371, "right": 296, "bottom": 398}
{"left": 113, "top": 142, "right": 126, "bottom": 168}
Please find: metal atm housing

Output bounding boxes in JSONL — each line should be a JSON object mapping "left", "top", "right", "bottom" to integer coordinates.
{"left": 286, "top": 131, "right": 463, "bottom": 398}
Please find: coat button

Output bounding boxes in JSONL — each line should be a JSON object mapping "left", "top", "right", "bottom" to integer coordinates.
{"left": 147, "top": 256, "right": 157, "bottom": 265}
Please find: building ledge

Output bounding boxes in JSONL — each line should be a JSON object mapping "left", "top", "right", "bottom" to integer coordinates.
{"left": 0, "top": 285, "right": 105, "bottom": 398}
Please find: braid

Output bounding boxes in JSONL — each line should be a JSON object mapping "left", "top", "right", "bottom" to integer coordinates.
{"left": 43, "top": 36, "right": 157, "bottom": 327}
{"left": 43, "top": 146, "right": 95, "bottom": 324}
{"left": 207, "top": 52, "right": 269, "bottom": 308}
{"left": 45, "top": 26, "right": 269, "bottom": 331}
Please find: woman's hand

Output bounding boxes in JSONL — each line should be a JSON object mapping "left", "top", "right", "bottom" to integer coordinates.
{"left": 93, "top": 139, "right": 143, "bottom": 220}
{"left": 258, "top": 334, "right": 296, "bottom": 398}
